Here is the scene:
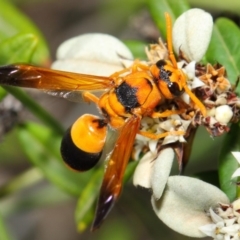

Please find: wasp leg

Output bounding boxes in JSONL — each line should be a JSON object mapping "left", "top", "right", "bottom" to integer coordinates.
{"left": 130, "top": 61, "right": 150, "bottom": 72}
{"left": 139, "top": 130, "right": 185, "bottom": 140}
{"left": 82, "top": 91, "right": 99, "bottom": 104}
{"left": 180, "top": 80, "right": 207, "bottom": 117}
{"left": 151, "top": 109, "right": 185, "bottom": 118}
{"left": 110, "top": 61, "right": 150, "bottom": 78}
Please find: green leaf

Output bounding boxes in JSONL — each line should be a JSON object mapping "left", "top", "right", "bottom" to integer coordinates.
{"left": 147, "top": 0, "right": 190, "bottom": 39}
{"left": 0, "top": 33, "right": 39, "bottom": 102}
{"left": 74, "top": 160, "right": 139, "bottom": 231}
{"left": 206, "top": 18, "right": 240, "bottom": 94}
{"left": 192, "top": 170, "right": 220, "bottom": 188}
{"left": 17, "top": 121, "right": 95, "bottom": 196}
{"left": 219, "top": 123, "right": 240, "bottom": 201}
{"left": 0, "top": 33, "right": 38, "bottom": 64}
{"left": 124, "top": 40, "right": 148, "bottom": 60}
{"left": 75, "top": 168, "right": 103, "bottom": 232}
{"left": 0, "top": 212, "right": 13, "bottom": 240}
{"left": 123, "top": 160, "right": 138, "bottom": 183}
{"left": 0, "top": 87, "right": 7, "bottom": 101}
{"left": 0, "top": 184, "right": 71, "bottom": 217}
{"left": 188, "top": 0, "right": 240, "bottom": 15}
{"left": 0, "top": 0, "right": 50, "bottom": 65}
{"left": 99, "top": 0, "right": 144, "bottom": 31}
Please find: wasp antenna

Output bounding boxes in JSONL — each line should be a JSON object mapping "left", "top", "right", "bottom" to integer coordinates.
{"left": 164, "top": 12, "right": 178, "bottom": 69}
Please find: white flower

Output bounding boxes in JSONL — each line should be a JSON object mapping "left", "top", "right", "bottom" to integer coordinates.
{"left": 231, "top": 152, "right": 240, "bottom": 179}
{"left": 184, "top": 61, "right": 205, "bottom": 88}
{"left": 176, "top": 59, "right": 206, "bottom": 105}
{"left": 159, "top": 115, "right": 191, "bottom": 145}
{"left": 50, "top": 33, "right": 133, "bottom": 101}
{"left": 150, "top": 148, "right": 175, "bottom": 199}
{"left": 133, "top": 148, "right": 175, "bottom": 199}
{"left": 199, "top": 199, "right": 240, "bottom": 239}
{"left": 133, "top": 151, "right": 156, "bottom": 188}
{"left": 52, "top": 33, "right": 133, "bottom": 75}
{"left": 152, "top": 176, "right": 230, "bottom": 238}
{"left": 215, "top": 105, "right": 233, "bottom": 125}
{"left": 173, "top": 8, "right": 213, "bottom": 62}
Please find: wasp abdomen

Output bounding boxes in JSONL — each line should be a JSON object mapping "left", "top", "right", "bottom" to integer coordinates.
{"left": 61, "top": 114, "right": 107, "bottom": 171}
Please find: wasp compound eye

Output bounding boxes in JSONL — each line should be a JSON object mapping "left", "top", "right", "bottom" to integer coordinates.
{"left": 61, "top": 114, "right": 107, "bottom": 171}
{"left": 155, "top": 60, "right": 183, "bottom": 97}
{"left": 156, "top": 59, "right": 167, "bottom": 68}
{"left": 168, "top": 81, "right": 183, "bottom": 96}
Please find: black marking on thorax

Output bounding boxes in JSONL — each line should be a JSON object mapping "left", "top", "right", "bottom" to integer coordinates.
{"left": 115, "top": 81, "right": 140, "bottom": 112}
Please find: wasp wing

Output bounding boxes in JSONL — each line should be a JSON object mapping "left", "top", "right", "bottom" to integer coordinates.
{"left": 0, "top": 64, "right": 114, "bottom": 91}
{"left": 91, "top": 116, "right": 141, "bottom": 230}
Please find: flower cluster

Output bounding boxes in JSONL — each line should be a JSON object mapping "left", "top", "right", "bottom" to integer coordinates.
{"left": 194, "top": 63, "right": 240, "bottom": 136}
{"left": 132, "top": 8, "right": 240, "bottom": 239}
{"left": 199, "top": 200, "right": 240, "bottom": 239}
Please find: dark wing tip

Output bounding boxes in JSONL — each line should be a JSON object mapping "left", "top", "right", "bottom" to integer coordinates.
{"left": 91, "top": 193, "right": 116, "bottom": 231}
{"left": 0, "top": 64, "right": 18, "bottom": 83}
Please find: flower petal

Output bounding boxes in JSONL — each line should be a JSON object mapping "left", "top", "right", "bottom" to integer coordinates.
{"left": 231, "top": 168, "right": 240, "bottom": 179}
{"left": 198, "top": 223, "right": 216, "bottom": 237}
{"left": 232, "top": 152, "right": 240, "bottom": 164}
{"left": 151, "top": 176, "right": 229, "bottom": 237}
{"left": 151, "top": 148, "right": 174, "bottom": 199}
{"left": 173, "top": 8, "right": 213, "bottom": 62}
{"left": 209, "top": 208, "right": 223, "bottom": 223}
{"left": 133, "top": 151, "right": 156, "bottom": 188}
{"left": 52, "top": 33, "right": 133, "bottom": 75}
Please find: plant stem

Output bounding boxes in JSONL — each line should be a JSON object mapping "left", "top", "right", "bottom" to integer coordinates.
{"left": 3, "top": 86, "right": 64, "bottom": 135}
{"left": 0, "top": 168, "right": 43, "bottom": 198}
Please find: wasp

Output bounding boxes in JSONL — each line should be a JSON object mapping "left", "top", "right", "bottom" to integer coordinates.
{"left": 0, "top": 13, "right": 206, "bottom": 230}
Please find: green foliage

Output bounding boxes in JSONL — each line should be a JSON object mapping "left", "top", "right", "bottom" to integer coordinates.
{"left": 124, "top": 40, "right": 148, "bottom": 59}
{"left": 0, "top": 212, "right": 13, "bottom": 240}
{"left": 75, "top": 168, "right": 103, "bottom": 232}
{"left": 0, "top": 0, "right": 50, "bottom": 65}
{"left": 147, "top": 0, "right": 190, "bottom": 39}
{"left": 17, "top": 122, "right": 95, "bottom": 196}
{"left": 218, "top": 123, "right": 240, "bottom": 201}
{"left": 0, "top": 33, "right": 38, "bottom": 65}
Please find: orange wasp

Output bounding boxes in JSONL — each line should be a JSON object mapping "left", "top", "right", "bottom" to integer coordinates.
{"left": 0, "top": 13, "right": 206, "bottom": 230}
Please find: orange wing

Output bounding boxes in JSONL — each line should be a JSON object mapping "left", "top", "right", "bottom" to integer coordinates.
{"left": 91, "top": 115, "right": 141, "bottom": 231}
{"left": 0, "top": 64, "right": 114, "bottom": 91}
